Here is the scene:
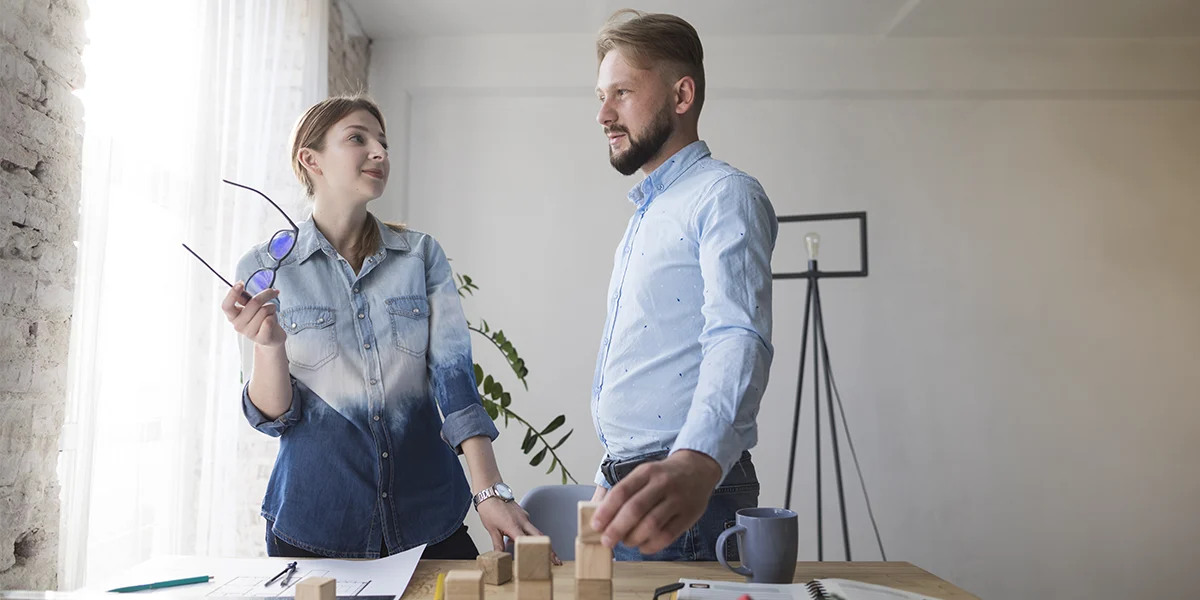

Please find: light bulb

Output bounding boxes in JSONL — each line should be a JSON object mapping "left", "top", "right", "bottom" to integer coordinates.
{"left": 805, "top": 232, "right": 820, "bottom": 260}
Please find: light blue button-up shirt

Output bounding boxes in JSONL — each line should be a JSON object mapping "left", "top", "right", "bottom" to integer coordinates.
{"left": 591, "top": 140, "right": 778, "bottom": 487}
{"left": 236, "top": 216, "right": 498, "bottom": 557}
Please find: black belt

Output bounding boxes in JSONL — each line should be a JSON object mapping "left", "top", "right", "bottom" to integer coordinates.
{"left": 600, "top": 450, "right": 754, "bottom": 488}
{"left": 599, "top": 450, "right": 670, "bottom": 487}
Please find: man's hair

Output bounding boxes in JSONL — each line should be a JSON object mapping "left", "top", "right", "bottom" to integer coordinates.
{"left": 596, "top": 9, "right": 705, "bottom": 116}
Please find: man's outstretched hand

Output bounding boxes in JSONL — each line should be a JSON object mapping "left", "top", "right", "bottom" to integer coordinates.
{"left": 589, "top": 450, "right": 723, "bottom": 555}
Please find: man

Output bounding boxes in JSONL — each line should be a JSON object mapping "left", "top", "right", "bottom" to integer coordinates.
{"left": 588, "top": 9, "right": 778, "bottom": 561}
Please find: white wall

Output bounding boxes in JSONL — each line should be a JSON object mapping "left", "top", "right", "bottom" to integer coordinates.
{"left": 368, "top": 35, "right": 1200, "bottom": 600}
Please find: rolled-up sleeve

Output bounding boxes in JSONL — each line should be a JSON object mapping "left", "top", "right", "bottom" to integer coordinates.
{"left": 241, "top": 377, "right": 305, "bottom": 437}
{"left": 424, "top": 237, "right": 500, "bottom": 453}
{"left": 671, "top": 174, "right": 778, "bottom": 480}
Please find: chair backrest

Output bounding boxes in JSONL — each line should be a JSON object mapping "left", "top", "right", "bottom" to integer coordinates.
{"left": 518, "top": 484, "right": 596, "bottom": 560}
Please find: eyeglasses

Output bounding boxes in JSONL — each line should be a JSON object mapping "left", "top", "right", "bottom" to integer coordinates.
{"left": 182, "top": 179, "right": 299, "bottom": 302}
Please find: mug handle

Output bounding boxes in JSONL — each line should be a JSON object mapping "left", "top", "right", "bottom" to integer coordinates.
{"left": 716, "top": 524, "right": 752, "bottom": 577}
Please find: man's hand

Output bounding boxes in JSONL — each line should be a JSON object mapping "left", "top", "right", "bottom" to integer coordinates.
{"left": 590, "top": 450, "right": 723, "bottom": 555}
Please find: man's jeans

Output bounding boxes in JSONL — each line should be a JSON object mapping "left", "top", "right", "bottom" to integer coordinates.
{"left": 613, "top": 452, "right": 759, "bottom": 561}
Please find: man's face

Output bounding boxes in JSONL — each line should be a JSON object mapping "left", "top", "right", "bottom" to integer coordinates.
{"left": 596, "top": 48, "right": 675, "bottom": 176}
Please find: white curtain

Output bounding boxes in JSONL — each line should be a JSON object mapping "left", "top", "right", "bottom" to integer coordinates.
{"left": 59, "top": 0, "right": 328, "bottom": 589}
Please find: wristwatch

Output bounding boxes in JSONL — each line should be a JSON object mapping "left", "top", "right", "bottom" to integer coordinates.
{"left": 472, "top": 482, "right": 515, "bottom": 509}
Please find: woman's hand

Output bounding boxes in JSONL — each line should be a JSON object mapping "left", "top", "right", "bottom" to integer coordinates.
{"left": 476, "top": 500, "right": 563, "bottom": 565}
{"left": 222, "top": 283, "right": 285, "bottom": 347}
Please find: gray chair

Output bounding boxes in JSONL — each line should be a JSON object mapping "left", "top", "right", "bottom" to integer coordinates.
{"left": 517, "top": 484, "right": 596, "bottom": 560}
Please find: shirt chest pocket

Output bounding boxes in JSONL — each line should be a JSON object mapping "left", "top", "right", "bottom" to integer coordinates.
{"left": 280, "top": 306, "right": 338, "bottom": 369}
{"left": 386, "top": 296, "right": 430, "bottom": 356}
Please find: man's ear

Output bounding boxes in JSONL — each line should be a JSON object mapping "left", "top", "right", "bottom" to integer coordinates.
{"left": 298, "top": 147, "right": 321, "bottom": 177}
{"left": 673, "top": 76, "right": 696, "bottom": 116}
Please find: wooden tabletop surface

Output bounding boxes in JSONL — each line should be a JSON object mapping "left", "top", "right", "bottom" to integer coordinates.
{"left": 401, "top": 560, "right": 979, "bottom": 600}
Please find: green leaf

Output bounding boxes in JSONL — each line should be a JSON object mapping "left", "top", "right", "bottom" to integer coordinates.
{"left": 474, "top": 363, "right": 484, "bottom": 384}
{"left": 493, "top": 381, "right": 504, "bottom": 397}
{"left": 541, "top": 415, "right": 566, "bottom": 436}
{"left": 521, "top": 429, "right": 537, "bottom": 453}
{"left": 500, "top": 392, "right": 512, "bottom": 408}
{"left": 484, "top": 400, "right": 499, "bottom": 420}
{"left": 483, "top": 375, "right": 495, "bottom": 395}
{"left": 546, "top": 456, "right": 557, "bottom": 475}
{"left": 530, "top": 447, "right": 547, "bottom": 467}
{"left": 552, "top": 429, "right": 573, "bottom": 450}
{"left": 561, "top": 469, "right": 568, "bottom": 485}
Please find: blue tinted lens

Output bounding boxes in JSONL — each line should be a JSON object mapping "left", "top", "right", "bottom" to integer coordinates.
{"left": 246, "top": 269, "right": 275, "bottom": 295}
{"left": 268, "top": 230, "right": 296, "bottom": 261}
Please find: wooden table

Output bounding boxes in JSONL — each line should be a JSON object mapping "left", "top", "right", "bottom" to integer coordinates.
{"left": 401, "top": 561, "right": 979, "bottom": 600}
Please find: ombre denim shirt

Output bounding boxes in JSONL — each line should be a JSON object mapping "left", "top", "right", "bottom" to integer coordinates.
{"left": 236, "top": 216, "right": 498, "bottom": 558}
{"left": 591, "top": 141, "right": 778, "bottom": 488}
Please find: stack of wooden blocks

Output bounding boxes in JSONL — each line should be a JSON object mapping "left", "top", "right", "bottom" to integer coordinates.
{"left": 515, "top": 535, "right": 554, "bottom": 600}
{"left": 575, "top": 501, "right": 613, "bottom": 600}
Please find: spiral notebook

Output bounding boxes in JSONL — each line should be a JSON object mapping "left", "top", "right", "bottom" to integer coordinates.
{"left": 676, "top": 578, "right": 945, "bottom": 600}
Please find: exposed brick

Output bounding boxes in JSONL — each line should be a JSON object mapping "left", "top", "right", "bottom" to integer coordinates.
{"left": 0, "top": 0, "right": 83, "bottom": 588}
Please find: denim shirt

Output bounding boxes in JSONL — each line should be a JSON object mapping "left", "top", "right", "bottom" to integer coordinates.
{"left": 591, "top": 141, "right": 778, "bottom": 488}
{"left": 236, "top": 216, "right": 498, "bottom": 558}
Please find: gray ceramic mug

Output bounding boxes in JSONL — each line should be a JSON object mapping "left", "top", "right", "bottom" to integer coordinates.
{"left": 716, "top": 507, "right": 799, "bottom": 583}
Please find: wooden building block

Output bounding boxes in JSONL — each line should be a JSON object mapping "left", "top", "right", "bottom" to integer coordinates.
{"left": 577, "top": 501, "right": 602, "bottom": 543}
{"left": 575, "top": 580, "right": 612, "bottom": 600}
{"left": 574, "top": 540, "right": 612, "bottom": 580}
{"left": 295, "top": 577, "right": 336, "bottom": 600}
{"left": 477, "top": 550, "right": 513, "bottom": 585}
{"left": 516, "top": 578, "right": 553, "bottom": 600}
{"left": 445, "top": 570, "right": 484, "bottom": 600}
{"left": 515, "top": 535, "right": 552, "bottom": 581}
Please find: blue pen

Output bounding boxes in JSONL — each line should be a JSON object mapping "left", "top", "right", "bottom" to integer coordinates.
{"left": 108, "top": 575, "right": 213, "bottom": 593}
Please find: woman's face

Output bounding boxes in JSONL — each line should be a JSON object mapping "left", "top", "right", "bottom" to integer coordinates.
{"left": 302, "top": 109, "right": 389, "bottom": 205}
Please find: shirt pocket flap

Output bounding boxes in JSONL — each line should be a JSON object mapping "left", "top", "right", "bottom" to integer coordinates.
{"left": 386, "top": 296, "right": 430, "bottom": 320}
{"left": 281, "top": 306, "right": 336, "bottom": 334}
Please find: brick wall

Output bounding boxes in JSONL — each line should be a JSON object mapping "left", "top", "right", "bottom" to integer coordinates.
{"left": 0, "top": 0, "right": 87, "bottom": 590}
{"left": 328, "top": 0, "right": 371, "bottom": 97}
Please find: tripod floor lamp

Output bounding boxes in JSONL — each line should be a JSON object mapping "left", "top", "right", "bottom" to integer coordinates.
{"left": 772, "top": 211, "right": 885, "bottom": 561}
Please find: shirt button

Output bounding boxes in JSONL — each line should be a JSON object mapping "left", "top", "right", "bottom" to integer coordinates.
{"left": 291, "top": 323, "right": 297, "bottom": 329}
{"left": 381, "top": 492, "right": 387, "bottom": 498}
{"left": 370, "top": 378, "right": 378, "bottom": 385}
{"left": 412, "top": 308, "right": 420, "bottom": 314}
{"left": 353, "top": 287, "right": 360, "bottom": 294}
{"left": 374, "top": 415, "right": 380, "bottom": 421}
{"left": 317, "top": 318, "right": 324, "bottom": 324}
{"left": 381, "top": 452, "right": 389, "bottom": 459}
{"left": 601, "top": 338, "right": 609, "bottom": 346}
{"left": 364, "top": 343, "right": 371, "bottom": 350}
{"left": 358, "top": 313, "right": 365, "bottom": 319}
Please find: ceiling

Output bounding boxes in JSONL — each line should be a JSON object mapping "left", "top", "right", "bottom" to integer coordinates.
{"left": 344, "top": 0, "right": 1200, "bottom": 39}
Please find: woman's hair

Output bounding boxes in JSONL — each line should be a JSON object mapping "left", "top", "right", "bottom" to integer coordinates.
{"left": 289, "top": 94, "right": 404, "bottom": 268}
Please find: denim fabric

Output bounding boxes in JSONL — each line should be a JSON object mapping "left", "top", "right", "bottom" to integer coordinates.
{"left": 237, "top": 216, "right": 498, "bottom": 558}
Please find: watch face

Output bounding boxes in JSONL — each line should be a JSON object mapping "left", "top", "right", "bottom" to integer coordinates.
{"left": 495, "top": 482, "right": 514, "bottom": 501}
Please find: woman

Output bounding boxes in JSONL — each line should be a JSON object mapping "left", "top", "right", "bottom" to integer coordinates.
{"left": 223, "top": 95, "right": 544, "bottom": 559}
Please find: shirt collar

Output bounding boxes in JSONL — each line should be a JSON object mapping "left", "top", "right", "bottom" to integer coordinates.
{"left": 626, "top": 140, "right": 711, "bottom": 207}
{"left": 290, "top": 213, "right": 409, "bottom": 264}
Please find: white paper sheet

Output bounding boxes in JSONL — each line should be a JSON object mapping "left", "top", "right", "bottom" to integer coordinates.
{"left": 87, "top": 545, "right": 426, "bottom": 600}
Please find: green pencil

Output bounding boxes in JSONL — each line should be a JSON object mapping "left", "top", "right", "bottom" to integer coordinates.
{"left": 108, "top": 575, "right": 214, "bottom": 593}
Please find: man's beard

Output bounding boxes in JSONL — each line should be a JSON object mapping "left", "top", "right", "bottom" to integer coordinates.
{"left": 607, "top": 105, "right": 674, "bottom": 176}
